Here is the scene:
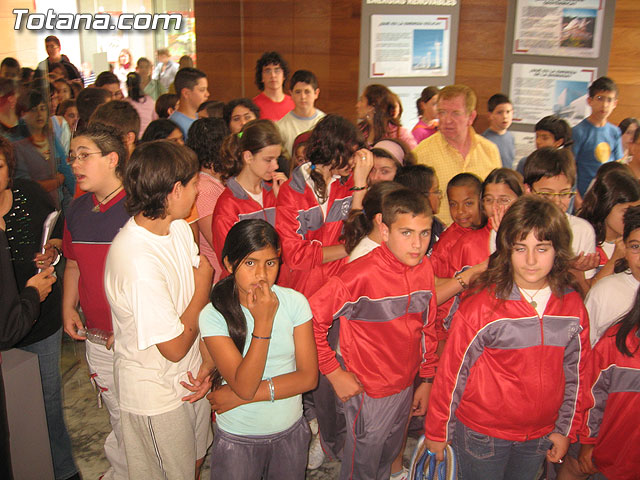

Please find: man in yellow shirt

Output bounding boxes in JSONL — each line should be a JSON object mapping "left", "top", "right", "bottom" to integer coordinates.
{"left": 413, "top": 85, "right": 501, "bottom": 225}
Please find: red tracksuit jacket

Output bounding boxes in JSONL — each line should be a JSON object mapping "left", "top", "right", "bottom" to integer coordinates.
{"left": 577, "top": 324, "right": 640, "bottom": 480}
{"left": 275, "top": 165, "right": 353, "bottom": 297}
{"left": 429, "top": 222, "right": 472, "bottom": 341}
{"left": 425, "top": 284, "right": 590, "bottom": 443}
{"left": 212, "top": 177, "right": 276, "bottom": 265}
{"left": 310, "top": 243, "right": 439, "bottom": 398}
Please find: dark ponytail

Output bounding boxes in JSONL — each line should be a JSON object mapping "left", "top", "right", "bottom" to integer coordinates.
{"left": 210, "top": 219, "right": 281, "bottom": 387}
{"left": 615, "top": 286, "right": 640, "bottom": 357}
{"left": 342, "top": 181, "right": 403, "bottom": 253}
{"left": 126, "top": 72, "right": 144, "bottom": 102}
{"left": 218, "top": 119, "right": 282, "bottom": 182}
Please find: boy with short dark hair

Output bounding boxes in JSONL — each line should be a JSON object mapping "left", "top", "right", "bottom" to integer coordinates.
{"left": 482, "top": 93, "right": 515, "bottom": 169}
{"left": 572, "top": 76, "right": 624, "bottom": 196}
{"left": 277, "top": 70, "right": 325, "bottom": 155}
{"left": 252, "top": 51, "right": 294, "bottom": 121}
{"left": 516, "top": 115, "right": 572, "bottom": 175}
{"left": 95, "top": 71, "right": 124, "bottom": 100}
{"left": 104, "top": 140, "right": 214, "bottom": 479}
{"left": 0, "top": 57, "right": 20, "bottom": 80}
{"left": 136, "top": 57, "right": 165, "bottom": 100}
{"left": 89, "top": 100, "right": 140, "bottom": 157}
{"left": 523, "top": 147, "right": 598, "bottom": 282}
{"left": 169, "top": 67, "right": 210, "bottom": 140}
{"left": 311, "top": 188, "right": 438, "bottom": 480}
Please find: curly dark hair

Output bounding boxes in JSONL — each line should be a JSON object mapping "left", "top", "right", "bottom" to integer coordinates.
{"left": 254, "top": 52, "right": 289, "bottom": 91}
{"left": 185, "top": 117, "right": 230, "bottom": 171}
{"left": 222, "top": 98, "right": 260, "bottom": 127}
{"left": 305, "top": 114, "right": 365, "bottom": 203}
{"left": 124, "top": 140, "right": 198, "bottom": 219}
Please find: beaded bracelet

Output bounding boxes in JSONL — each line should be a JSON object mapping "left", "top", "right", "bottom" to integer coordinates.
{"left": 455, "top": 272, "right": 468, "bottom": 290}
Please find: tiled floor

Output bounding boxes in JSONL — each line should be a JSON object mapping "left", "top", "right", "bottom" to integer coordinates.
{"left": 61, "top": 335, "right": 419, "bottom": 479}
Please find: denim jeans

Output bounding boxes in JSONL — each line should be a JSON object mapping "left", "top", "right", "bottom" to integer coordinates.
{"left": 19, "top": 328, "right": 78, "bottom": 479}
{"left": 453, "top": 419, "right": 550, "bottom": 480}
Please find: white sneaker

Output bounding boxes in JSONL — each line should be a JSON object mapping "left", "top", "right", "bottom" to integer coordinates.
{"left": 389, "top": 466, "right": 409, "bottom": 480}
{"left": 307, "top": 420, "right": 325, "bottom": 470}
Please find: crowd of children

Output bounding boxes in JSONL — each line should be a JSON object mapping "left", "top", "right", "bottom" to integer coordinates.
{"left": 1, "top": 42, "right": 639, "bottom": 480}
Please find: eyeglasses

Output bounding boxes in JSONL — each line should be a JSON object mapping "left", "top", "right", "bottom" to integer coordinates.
{"left": 67, "top": 151, "right": 101, "bottom": 165}
{"left": 482, "top": 196, "right": 513, "bottom": 206}
{"left": 426, "top": 189, "right": 443, "bottom": 199}
{"left": 532, "top": 190, "right": 576, "bottom": 200}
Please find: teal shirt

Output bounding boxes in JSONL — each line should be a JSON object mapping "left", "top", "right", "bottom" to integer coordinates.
{"left": 199, "top": 284, "right": 311, "bottom": 435}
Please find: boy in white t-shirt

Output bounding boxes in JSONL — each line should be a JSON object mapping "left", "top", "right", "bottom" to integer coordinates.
{"left": 104, "top": 140, "right": 214, "bottom": 479}
{"left": 277, "top": 70, "right": 325, "bottom": 156}
{"left": 522, "top": 147, "right": 600, "bottom": 290}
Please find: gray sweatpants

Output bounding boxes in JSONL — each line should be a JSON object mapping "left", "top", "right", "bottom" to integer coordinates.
{"left": 339, "top": 386, "right": 413, "bottom": 480}
{"left": 209, "top": 416, "right": 310, "bottom": 480}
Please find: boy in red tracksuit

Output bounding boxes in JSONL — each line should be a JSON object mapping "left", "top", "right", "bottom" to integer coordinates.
{"left": 311, "top": 188, "right": 438, "bottom": 480}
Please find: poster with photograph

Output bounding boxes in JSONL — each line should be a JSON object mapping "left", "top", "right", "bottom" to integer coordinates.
{"left": 388, "top": 85, "right": 443, "bottom": 135}
{"left": 510, "top": 63, "right": 596, "bottom": 126}
{"left": 512, "top": 131, "right": 537, "bottom": 171}
{"left": 513, "top": 0, "right": 605, "bottom": 58}
{"left": 370, "top": 15, "right": 450, "bottom": 78}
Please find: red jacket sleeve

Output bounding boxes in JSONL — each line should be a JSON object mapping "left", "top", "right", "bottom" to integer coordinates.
{"left": 419, "top": 266, "right": 439, "bottom": 379}
{"left": 211, "top": 195, "right": 239, "bottom": 265}
{"left": 558, "top": 301, "right": 592, "bottom": 442}
{"left": 310, "top": 276, "right": 351, "bottom": 376}
{"left": 424, "top": 305, "right": 478, "bottom": 442}
{"left": 275, "top": 184, "right": 324, "bottom": 272}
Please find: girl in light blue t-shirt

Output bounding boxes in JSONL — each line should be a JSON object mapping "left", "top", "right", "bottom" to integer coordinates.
{"left": 199, "top": 219, "right": 318, "bottom": 480}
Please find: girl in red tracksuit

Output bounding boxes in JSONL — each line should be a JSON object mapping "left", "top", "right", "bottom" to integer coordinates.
{"left": 449, "top": 168, "right": 524, "bottom": 274}
{"left": 275, "top": 114, "right": 372, "bottom": 462}
{"left": 571, "top": 289, "right": 640, "bottom": 480}
{"left": 425, "top": 195, "right": 591, "bottom": 480}
{"left": 212, "top": 119, "right": 287, "bottom": 269}
{"left": 275, "top": 114, "right": 372, "bottom": 297}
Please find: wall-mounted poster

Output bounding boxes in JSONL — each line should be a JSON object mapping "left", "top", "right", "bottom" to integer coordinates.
{"left": 513, "top": 0, "right": 605, "bottom": 59}
{"left": 512, "top": 131, "right": 537, "bottom": 171}
{"left": 370, "top": 15, "right": 451, "bottom": 78}
{"left": 510, "top": 63, "right": 597, "bottom": 126}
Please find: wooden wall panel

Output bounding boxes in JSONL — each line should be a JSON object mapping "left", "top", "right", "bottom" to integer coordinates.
{"left": 195, "top": 0, "right": 361, "bottom": 121}
{"left": 456, "top": 0, "right": 509, "bottom": 133}
{"left": 195, "top": 0, "right": 639, "bottom": 130}
{"left": 608, "top": 0, "right": 640, "bottom": 125}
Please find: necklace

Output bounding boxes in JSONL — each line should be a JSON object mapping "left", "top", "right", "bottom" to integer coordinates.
{"left": 92, "top": 185, "right": 122, "bottom": 213}
{"left": 519, "top": 286, "right": 544, "bottom": 309}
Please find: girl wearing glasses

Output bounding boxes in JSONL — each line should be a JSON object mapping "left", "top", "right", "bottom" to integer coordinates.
{"left": 62, "top": 123, "right": 130, "bottom": 479}
{"left": 449, "top": 168, "right": 524, "bottom": 277}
